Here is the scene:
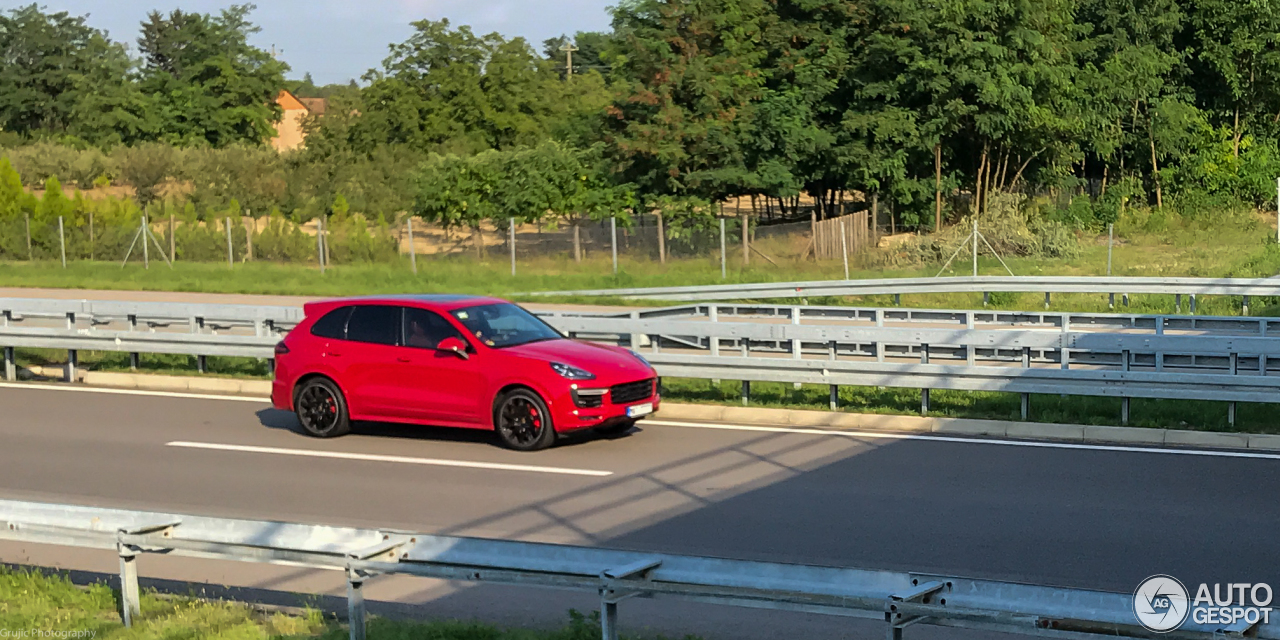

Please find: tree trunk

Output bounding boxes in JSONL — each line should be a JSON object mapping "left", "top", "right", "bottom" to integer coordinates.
{"left": 1233, "top": 106, "right": 1242, "bottom": 158}
{"left": 656, "top": 213, "right": 665, "bottom": 264}
{"left": 871, "top": 192, "right": 879, "bottom": 233}
{"left": 744, "top": 196, "right": 754, "bottom": 267}
{"left": 997, "top": 150, "right": 1011, "bottom": 192}
{"left": 1148, "top": 114, "right": 1163, "bottom": 209}
{"left": 974, "top": 144, "right": 988, "bottom": 217}
{"left": 573, "top": 222, "right": 582, "bottom": 262}
{"left": 1100, "top": 162, "right": 1109, "bottom": 199}
{"left": 1009, "top": 148, "right": 1045, "bottom": 191}
{"left": 934, "top": 143, "right": 943, "bottom": 232}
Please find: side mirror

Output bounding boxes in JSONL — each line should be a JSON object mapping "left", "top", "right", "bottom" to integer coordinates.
{"left": 437, "top": 337, "right": 470, "bottom": 360}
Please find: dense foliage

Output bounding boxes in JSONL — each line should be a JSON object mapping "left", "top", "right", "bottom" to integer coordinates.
{"left": 3, "top": 0, "right": 1280, "bottom": 239}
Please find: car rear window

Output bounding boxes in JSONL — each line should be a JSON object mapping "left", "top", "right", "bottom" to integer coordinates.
{"left": 345, "top": 305, "right": 401, "bottom": 346}
{"left": 310, "top": 306, "right": 352, "bottom": 339}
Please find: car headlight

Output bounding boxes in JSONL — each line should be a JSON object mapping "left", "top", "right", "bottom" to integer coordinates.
{"left": 550, "top": 362, "right": 596, "bottom": 380}
{"left": 628, "top": 349, "right": 651, "bottom": 366}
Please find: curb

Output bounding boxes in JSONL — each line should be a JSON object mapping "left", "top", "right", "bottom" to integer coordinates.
{"left": 12, "top": 368, "right": 1279, "bottom": 452}
{"left": 653, "top": 403, "right": 1280, "bottom": 452}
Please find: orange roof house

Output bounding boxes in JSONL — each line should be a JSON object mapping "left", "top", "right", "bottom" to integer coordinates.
{"left": 271, "top": 90, "right": 328, "bottom": 152}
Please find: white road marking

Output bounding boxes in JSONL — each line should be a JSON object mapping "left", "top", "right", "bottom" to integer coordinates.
{"left": 166, "top": 441, "right": 613, "bottom": 477}
{"left": 0, "top": 381, "right": 268, "bottom": 403}
{"left": 645, "top": 420, "right": 1280, "bottom": 461}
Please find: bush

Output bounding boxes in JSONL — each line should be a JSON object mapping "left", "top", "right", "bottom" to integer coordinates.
{"left": 0, "top": 142, "right": 108, "bottom": 188}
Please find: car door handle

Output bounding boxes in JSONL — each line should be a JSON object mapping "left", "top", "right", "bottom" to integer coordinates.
{"left": 326, "top": 352, "right": 342, "bottom": 358}
{"left": 396, "top": 357, "right": 412, "bottom": 363}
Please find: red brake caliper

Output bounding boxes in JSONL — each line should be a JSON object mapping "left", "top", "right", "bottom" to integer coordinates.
{"left": 529, "top": 407, "right": 541, "bottom": 428}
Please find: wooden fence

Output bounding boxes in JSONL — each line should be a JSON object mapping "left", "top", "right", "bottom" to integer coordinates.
{"left": 813, "top": 211, "right": 876, "bottom": 260}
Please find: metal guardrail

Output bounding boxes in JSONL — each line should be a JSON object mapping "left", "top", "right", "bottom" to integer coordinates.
{"left": 0, "top": 499, "right": 1269, "bottom": 640}
{"left": 530, "top": 275, "right": 1280, "bottom": 306}
{"left": 4, "top": 297, "right": 1280, "bottom": 424}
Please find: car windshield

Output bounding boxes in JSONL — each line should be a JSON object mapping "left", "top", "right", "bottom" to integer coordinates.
{"left": 450, "top": 303, "right": 562, "bottom": 348}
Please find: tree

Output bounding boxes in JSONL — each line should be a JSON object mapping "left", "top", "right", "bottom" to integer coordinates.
{"left": 114, "top": 142, "right": 177, "bottom": 206}
{"left": 0, "top": 5, "right": 152, "bottom": 142}
{"left": 604, "top": 0, "right": 772, "bottom": 203}
{"left": 137, "top": 4, "right": 288, "bottom": 147}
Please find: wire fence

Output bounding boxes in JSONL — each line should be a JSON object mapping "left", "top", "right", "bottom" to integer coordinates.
{"left": 0, "top": 209, "right": 886, "bottom": 273}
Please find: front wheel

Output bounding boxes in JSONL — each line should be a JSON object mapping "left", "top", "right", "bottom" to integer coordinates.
{"left": 295, "top": 377, "right": 351, "bottom": 438}
{"left": 494, "top": 389, "right": 557, "bottom": 451}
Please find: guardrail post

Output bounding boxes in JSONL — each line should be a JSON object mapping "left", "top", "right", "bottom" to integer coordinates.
{"left": 1175, "top": 294, "right": 1182, "bottom": 314}
{"left": 920, "top": 344, "right": 930, "bottom": 415}
{"left": 1243, "top": 295, "right": 1250, "bottom": 316}
{"left": 128, "top": 314, "right": 139, "bottom": 370}
{"left": 1108, "top": 293, "right": 1115, "bottom": 309}
{"left": 1060, "top": 316, "right": 1070, "bottom": 371}
{"left": 346, "top": 568, "right": 366, "bottom": 640}
{"left": 741, "top": 380, "right": 751, "bottom": 406}
{"left": 829, "top": 339, "right": 839, "bottom": 411}
{"left": 876, "top": 309, "right": 886, "bottom": 362}
{"left": 117, "top": 543, "right": 141, "bottom": 627}
{"left": 3, "top": 346, "right": 14, "bottom": 382}
{"left": 1044, "top": 292, "right": 1050, "bottom": 309}
{"left": 1122, "top": 349, "right": 1131, "bottom": 426}
{"left": 1189, "top": 294, "right": 1197, "bottom": 315}
{"left": 893, "top": 294, "right": 901, "bottom": 306}
{"left": 601, "top": 589, "right": 620, "bottom": 640}
{"left": 791, "top": 307, "right": 802, "bottom": 390}
{"left": 66, "top": 350, "right": 77, "bottom": 383}
{"left": 1122, "top": 293, "right": 1129, "bottom": 307}
{"left": 1229, "top": 352, "right": 1238, "bottom": 427}
{"left": 1021, "top": 347, "right": 1030, "bottom": 421}
{"left": 708, "top": 306, "right": 721, "bottom": 386}
{"left": 885, "top": 611, "right": 904, "bottom": 640}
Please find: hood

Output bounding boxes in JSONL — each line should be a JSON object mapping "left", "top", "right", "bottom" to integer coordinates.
{"left": 503, "top": 339, "right": 654, "bottom": 381}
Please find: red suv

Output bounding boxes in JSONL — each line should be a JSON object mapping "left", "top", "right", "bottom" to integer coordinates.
{"left": 271, "top": 295, "right": 660, "bottom": 450}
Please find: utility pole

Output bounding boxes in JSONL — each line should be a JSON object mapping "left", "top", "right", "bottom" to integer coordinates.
{"left": 560, "top": 41, "right": 578, "bottom": 79}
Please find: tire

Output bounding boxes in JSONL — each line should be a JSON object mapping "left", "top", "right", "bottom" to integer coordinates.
{"left": 295, "top": 377, "right": 351, "bottom": 438}
{"left": 494, "top": 389, "right": 557, "bottom": 451}
{"left": 594, "top": 419, "right": 636, "bottom": 437}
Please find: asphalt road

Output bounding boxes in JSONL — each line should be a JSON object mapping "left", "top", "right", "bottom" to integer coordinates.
{"left": 1, "top": 382, "right": 1277, "bottom": 638}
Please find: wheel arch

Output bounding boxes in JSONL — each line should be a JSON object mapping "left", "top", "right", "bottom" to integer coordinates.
{"left": 490, "top": 383, "right": 543, "bottom": 427}
{"left": 292, "top": 373, "right": 344, "bottom": 407}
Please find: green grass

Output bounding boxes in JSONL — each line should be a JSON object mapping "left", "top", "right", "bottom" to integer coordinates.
{"left": 0, "top": 567, "right": 692, "bottom": 640}
{"left": 661, "top": 379, "right": 1277, "bottom": 434}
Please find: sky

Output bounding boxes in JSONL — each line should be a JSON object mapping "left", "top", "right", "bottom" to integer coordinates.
{"left": 42, "top": 1, "right": 616, "bottom": 85}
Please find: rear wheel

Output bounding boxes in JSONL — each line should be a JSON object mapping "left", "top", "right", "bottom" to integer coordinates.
{"left": 494, "top": 389, "right": 557, "bottom": 451}
{"left": 295, "top": 378, "right": 350, "bottom": 438}
{"left": 594, "top": 419, "right": 636, "bottom": 437}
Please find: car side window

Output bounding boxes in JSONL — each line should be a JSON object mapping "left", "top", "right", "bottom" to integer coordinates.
{"left": 310, "top": 306, "right": 352, "bottom": 339}
{"left": 403, "top": 307, "right": 465, "bottom": 350}
{"left": 345, "top": 305, "right": 401, "bottom": 346}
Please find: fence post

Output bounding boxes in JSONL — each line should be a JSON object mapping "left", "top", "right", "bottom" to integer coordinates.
{"left": 317, "top": 217, "right": 326, "bottom": 274}
{"left": 1107, "top": 223, "right": 1114, "bottom": 309}
{"left": 971, "top": 219, "right": 978, "bottom": 277}
{"left": 24, "top": 212, "right": 31, "bottom": 260}
{"left": 1021, "top": 347, "right": 1030, "bottom": 420}
{"left": 509, "top": 217, "right": 516, "bottom": 277}
{"left": 742, "top": 210, "right": 749, "bottom": 267}
{"left": 719, "top": 218, "right": 727, "bottom": 280}
{"left": 1275, "top": 176, "right": 1279, "bottom": 245}
{"left": 245, "top": 212, "right": 254, "bottom": 261}
{"left": 840, "top": 218, "right": 849, "bottom": 280}
{"left": 601, "top": 591, "right": 620, "bottom": 640}
{"left": 58, "top": 216, "right": 66, "bottom": 268}
{"left": 611, "top": 216, "right": 618, "bottom": 275}
{"left": 89, "top": 211, "right": 94, "bottom": 261}
{"left": 169, "top": 215, "right": 176, "bottom": 263}
{"left": 225, "top": 217, "right": 234, "bottom": 267}
{"left": 141, "top": 216, "right": 149, "bottom": 270}
{"left": 407, "top": 217, "right": 417, "bottom": 275}
{"left": 117, "top": 544, "right": 141, "bottom": 628}
{"left": 657, "top": 213, "right": 666, "bottom": 264}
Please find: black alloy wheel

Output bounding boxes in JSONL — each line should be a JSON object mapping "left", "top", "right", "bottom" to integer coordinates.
{"left": 495, "top": 390, "right": 556, "bottom": 451}
{"left": 296, "top": 378, "right": 351, "bottom": 438}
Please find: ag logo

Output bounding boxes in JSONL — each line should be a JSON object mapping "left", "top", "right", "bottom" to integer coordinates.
{"left": 1134, "top": 575, "right": 1191, "bottom": 632}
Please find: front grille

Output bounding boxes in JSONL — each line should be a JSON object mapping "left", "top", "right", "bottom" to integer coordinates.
{"left": 610, "top": 378, "right": 654, "bottom": 405}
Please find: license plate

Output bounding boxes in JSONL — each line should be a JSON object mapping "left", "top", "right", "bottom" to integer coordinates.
{"left": 626, "top": 402, "right": 653, "bottom": 418}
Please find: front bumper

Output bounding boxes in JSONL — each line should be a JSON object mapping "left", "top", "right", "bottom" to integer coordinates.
{"left": 550, "top": 379, "right": 661, "bottom": 432}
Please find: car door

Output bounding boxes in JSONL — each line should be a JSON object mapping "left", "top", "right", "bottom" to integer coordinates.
{"left": 340, "top": 304, "right": 407, "bottom": 420}
{"left": 393, "top": 306, "right": 485, "bottom": 425}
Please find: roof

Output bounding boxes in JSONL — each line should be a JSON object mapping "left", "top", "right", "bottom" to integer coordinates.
{"left": 299, "top": 98, "right": 327, "bottom": 116}
{"left": 303, "top": 294, "right": 509, "bottom": 315}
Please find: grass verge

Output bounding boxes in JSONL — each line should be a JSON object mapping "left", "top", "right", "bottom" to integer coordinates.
{"left": 0, "top": 567, "right": 686, "bottom": 640}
